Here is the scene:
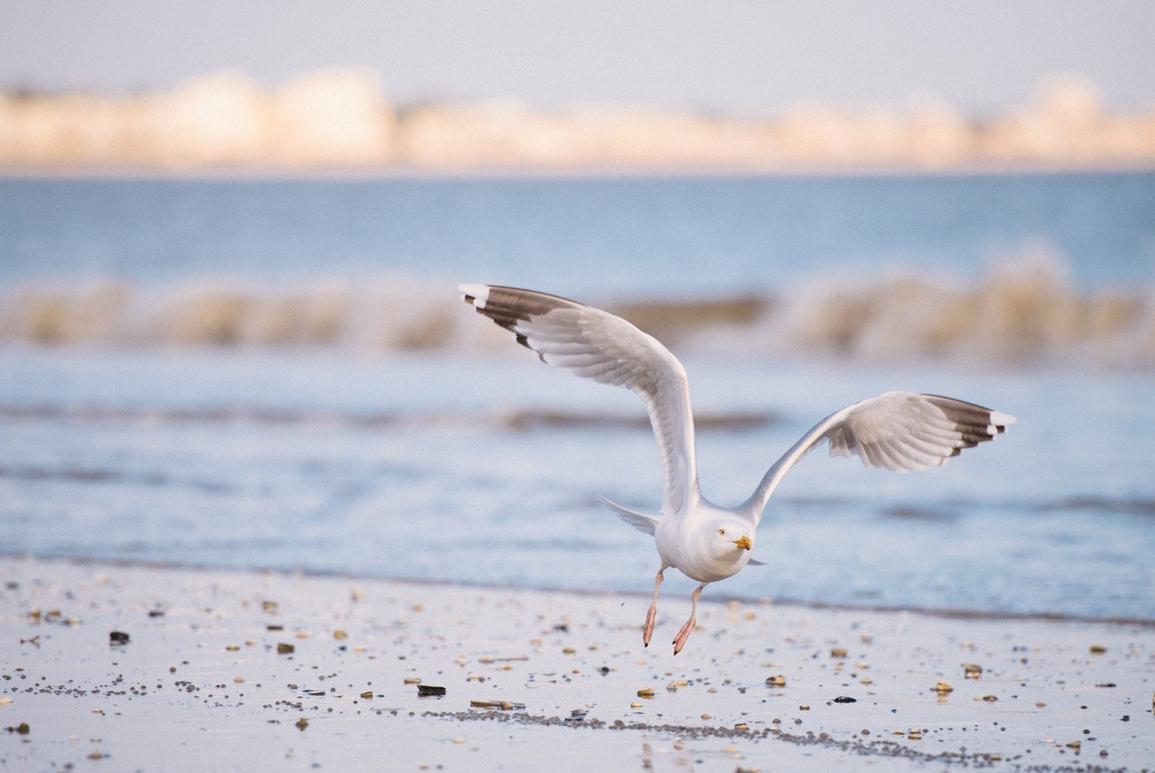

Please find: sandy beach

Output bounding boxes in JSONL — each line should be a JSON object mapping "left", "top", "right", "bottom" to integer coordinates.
{"left": 1, "top": 557, "right": 1151, "bottom": 771}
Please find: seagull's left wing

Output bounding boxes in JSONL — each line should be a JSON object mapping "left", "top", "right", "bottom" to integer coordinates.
{"left": 460, "top": 284, "right": 699, "bottom": 515}
{"left": 743, "top": 391, "right": 1015, "bottom": 524}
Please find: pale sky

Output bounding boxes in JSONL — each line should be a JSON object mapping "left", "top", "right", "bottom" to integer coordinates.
{"left": 2, "top": 1, "right": 1153, "bottom": 114}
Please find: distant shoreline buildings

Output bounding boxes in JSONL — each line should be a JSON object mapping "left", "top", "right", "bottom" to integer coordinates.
{"left": 1, "top": 68, "right": 1153, "bottom": 172}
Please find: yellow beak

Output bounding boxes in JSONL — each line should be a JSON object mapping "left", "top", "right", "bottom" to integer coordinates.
{"left": 732, "top": 535, "right": 752, "bottom": 551}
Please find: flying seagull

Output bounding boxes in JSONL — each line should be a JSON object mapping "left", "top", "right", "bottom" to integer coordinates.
{"left": 459, "top": 284, "right": 1015, "bottom": 654}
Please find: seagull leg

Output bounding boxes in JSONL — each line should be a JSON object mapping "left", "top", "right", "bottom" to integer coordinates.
{"left": 643, "top": 566, "right": 665, "bottom": 647}
{"left": 672, "top": 583, "right": 706, "bottom": 655}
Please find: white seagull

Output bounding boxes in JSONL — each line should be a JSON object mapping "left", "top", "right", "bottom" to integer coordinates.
{"left": 460, "top": 284, "right": 1015, "bottom": 654}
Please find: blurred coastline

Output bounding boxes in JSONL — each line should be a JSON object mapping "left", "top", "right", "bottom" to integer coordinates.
{"left": 2, "top": 68, "right": 1154, "bottom": 173}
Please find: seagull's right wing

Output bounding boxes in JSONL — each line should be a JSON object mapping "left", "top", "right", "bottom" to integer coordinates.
{"left": 460, "top": 284, "right": 699, "bottom": 515}
{"left": 743, "top": 391, "right": 1015, "bottom": 524}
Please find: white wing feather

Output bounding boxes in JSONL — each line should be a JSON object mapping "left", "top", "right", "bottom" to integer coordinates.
{"left": 743, "top": 391, "right": 1015, "bottom": 524}
{"left": 460, "top": 284, "right": 699, "bottom": 515}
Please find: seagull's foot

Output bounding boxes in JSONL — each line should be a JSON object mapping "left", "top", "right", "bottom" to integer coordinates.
{"left": 642, "top": 605, "right": 657, "bottom": 647}
{"left": 672, "top": 616, "right": 696, "bottom": 655}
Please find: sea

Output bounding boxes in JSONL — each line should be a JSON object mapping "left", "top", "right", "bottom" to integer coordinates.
{"left": 1, "top": 171, "right": 1153, "bottom": 621}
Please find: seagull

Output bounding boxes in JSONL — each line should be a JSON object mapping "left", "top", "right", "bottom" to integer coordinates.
{"left": 459, "top": 284, "right": 1015, "bottom": 654}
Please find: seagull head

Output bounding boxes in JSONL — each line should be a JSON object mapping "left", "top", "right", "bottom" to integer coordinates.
{"left": 710, "top": 521, "right": 754, "bottom": 560}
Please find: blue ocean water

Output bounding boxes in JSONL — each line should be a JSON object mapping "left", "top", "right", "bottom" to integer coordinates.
{"left": 1, "top": 172, "right": 1153, "bottom": 620}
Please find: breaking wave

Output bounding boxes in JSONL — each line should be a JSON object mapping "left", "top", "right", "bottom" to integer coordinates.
{"left": 2, "top": 252, "right": 1152, "bottom": 366}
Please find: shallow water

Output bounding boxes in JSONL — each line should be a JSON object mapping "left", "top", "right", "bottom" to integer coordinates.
{"left": 1, "top": 172, "right": 1153, "bottom": 620}
{"left": 1, "top": 348, "right": 1152, "bottom": 620}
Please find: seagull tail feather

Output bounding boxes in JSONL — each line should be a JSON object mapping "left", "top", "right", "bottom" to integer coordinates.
{"left": 597, "top": 495, "right": 660, "bottom": 536}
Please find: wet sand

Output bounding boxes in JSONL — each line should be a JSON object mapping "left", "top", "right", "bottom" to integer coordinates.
{"left": 1, "top": 557, "right": 1151, "bottom": 771}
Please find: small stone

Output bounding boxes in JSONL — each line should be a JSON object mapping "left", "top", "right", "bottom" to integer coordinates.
{"left": 963, "top": 663, "right": 982, "bottom": 679}
{"left": 630, "top": 702, "right": 643, "bottom": 709}
{"left": 636, "top": 688, "right": 655, "bottom": 698}
{"left": 15, "top": 722, "right": 29, "bottom": 735}
{"left": 907, "top": 730, "right": 922, "bottom": 740}
{"left": 417, "top": 684, "right": 446, "bottom": 697}
{"left": 799, "top": 704, "right": 810, "bottom": 711}
{"left": 979, "top": 694, "right": 998, "bottom": 702}
{"left": 333, "top": 630, "right": 348, "bottom": 640}
{"left": 233, "top": 676, "right": 245, "bottom": 684}
{"left": 87, "top": 751, "right": 103, "bottom": 760}
{"left": 451, "top": 736, "right": 464, "bottom": 744}
{"left": 109, "top": 631, "right": 130, "bottom": 645}
{"left": 666, "top": 679, "right": 688, "bottom": 692}
{"left": 225, "top": 644, "right": 240, "bottom": 652}
{"left": 276, "top": 643, "right": 295, "bottom": 655}
{"left": 1036, "top": 701, "right": 1046, "bottom": 708}
{"left": 766, "top": 674, "right": 786, "bottom": 687}
{"left": 1089, "top": 644, "right": 1106, "bottom": 654}
{"left": 360, "top": 691, "right": 373, "bottom": 699}
{"left": 403, "top": 677, "right": 421, "bottom": 685}
{"left": 1065, "top": 740, "right": 1081, "bottom": 750}
{"left": 833, "top": 696, "right": 856, "bottom": 703}
{"left": 933, "top": 681, "right": 953, "bottom": 695}
{"left": 562, "top": 647, "right": 576, "bottom": 655}
{"left": 295, "top": 718, "right": 308, "bottom": 731}
{"left": 830, "top": 647, "right": 848, "bottom": 658}
{"left": 734, "top": 722, "right": 749, "bottom": 731}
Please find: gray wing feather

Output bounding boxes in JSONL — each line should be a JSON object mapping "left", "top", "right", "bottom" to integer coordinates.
{"left": 744, "top": 391, "right": 1015, "bottom": 524}
{"left": 460, "top": 284, "right": 699, "bottom": 515}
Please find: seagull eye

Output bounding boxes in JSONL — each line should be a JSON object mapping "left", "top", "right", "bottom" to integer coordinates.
{"left": 718, "top": 528, "right": 725, "bottom": 535}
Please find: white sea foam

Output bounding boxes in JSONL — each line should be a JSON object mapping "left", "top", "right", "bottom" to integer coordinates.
{"left": 1, "top": 253, "right": 1151, "bottom": 366}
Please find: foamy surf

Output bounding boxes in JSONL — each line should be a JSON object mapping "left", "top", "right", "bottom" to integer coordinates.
{"left": 2, "top": 253, "right": 1152, "bottom": 366}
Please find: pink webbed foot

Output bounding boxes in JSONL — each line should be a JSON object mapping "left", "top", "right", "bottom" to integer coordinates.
{"left": 643, "top": 604, "right": 657, "bottom": 647}
{"left": 672, "top": 616, "right": 696, "bottom": 655}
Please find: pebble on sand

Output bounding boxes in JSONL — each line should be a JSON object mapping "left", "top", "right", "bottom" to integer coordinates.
{"left": 933, "top": 681, "right": 953, "bottom": 695}
{"left": 1089, "top": 644, "right": 1107, "bottom": 654}
{"left": 109, "top": 631, "right": 130, "bottom": 645}
{"left": 417, "top": 685, "right": 447, "bottom": 697}
{"left": 766, "top": 675, "right": 787, "bottom": 687}
{"left": 963, "top": 663, "right": 982, "bottom": 679}
{"left": 830, "top": 647, "right": 848, "bottom": 658}
{"left": 276, "top": 643, "right": 295, "bottom": 655}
